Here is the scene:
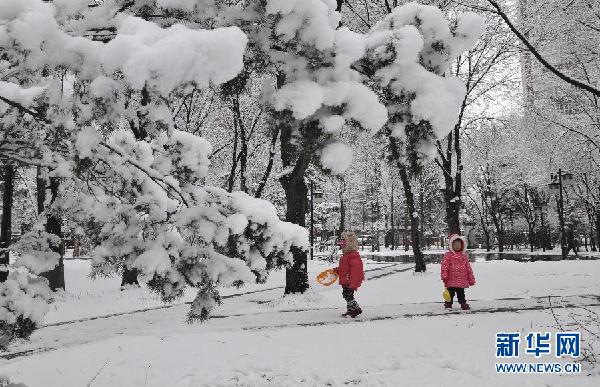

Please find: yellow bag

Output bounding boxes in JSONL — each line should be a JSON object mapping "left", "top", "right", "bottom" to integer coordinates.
{"left": 443, "top": 288, "right": 452, "bottom": 303}
{"left": 316, "top": 269, "right": 338, "bottom": 286}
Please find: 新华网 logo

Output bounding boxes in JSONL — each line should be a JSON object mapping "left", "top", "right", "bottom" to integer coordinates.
{"left": 495, "top": 331, "right": 581, "bottom": 374}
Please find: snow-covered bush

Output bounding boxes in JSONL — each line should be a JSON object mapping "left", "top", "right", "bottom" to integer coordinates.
{"left": 0, "top": 272, "right": 50, "bottom": 350}
{"left": 0, "top": 374, "right": 28, "bottom": 387}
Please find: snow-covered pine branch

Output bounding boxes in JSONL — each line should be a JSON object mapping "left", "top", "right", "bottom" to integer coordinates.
{"left": 0, "top": 0, "right": 308, "bottom": 348}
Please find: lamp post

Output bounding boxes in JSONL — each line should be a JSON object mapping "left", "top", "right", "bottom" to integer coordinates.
{"left": 548, "top": 169, "right": 573, "bottom": 259}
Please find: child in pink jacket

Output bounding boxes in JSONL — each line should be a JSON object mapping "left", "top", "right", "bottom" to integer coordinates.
{"left": 333, "top": 231, "right": 364, "bottom": 318}
{"left": 441, "top": 234, "right": 475, "bottom": 310}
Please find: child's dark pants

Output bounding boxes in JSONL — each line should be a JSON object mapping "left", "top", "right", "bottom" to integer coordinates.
{"left": 447, "top": 287, "right": 466, "bottom": 304}
{"left": 342, "top": 286, "right": 360, "bottom": 311}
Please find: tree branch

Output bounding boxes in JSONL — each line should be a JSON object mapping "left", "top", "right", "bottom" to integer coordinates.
{"left": 487, "top": 0, "right": 600, "bottom": 97}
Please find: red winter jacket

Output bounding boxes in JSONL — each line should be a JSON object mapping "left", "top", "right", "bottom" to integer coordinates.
{"left": 441, "top": 235, "right": 475, "bottom": 288}
{"left": 335, "top": 251, "right": 364, "bottom": 290}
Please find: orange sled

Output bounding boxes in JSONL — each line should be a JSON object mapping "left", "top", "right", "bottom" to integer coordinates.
{"left": 316, "top": 269, "right": 338, "bottom": 286}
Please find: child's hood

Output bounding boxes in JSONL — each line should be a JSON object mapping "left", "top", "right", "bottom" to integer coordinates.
{"left": 448, "top": 234, "right": 467, "bottom": 253}
{"left": 340, "top": 230, "right": 359, "bottom": 253}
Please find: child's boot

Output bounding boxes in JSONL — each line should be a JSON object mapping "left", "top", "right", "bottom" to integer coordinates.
{"left": 347, "top": 300, "right": 362, "bottom": 318}
{"left": 349, "top": 307, "right": 362, "bottom": 318}
{"left": 342, "top": 301, "right": 353, "bottom": 317}
{"left": 444, "top": 302, "right": 452, "bottom": 309}
{"left": 460, "top": 302, "right": 470, "bottom": 310}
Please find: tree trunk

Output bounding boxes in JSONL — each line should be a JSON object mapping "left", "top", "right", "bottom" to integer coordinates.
{"left": 398, "top": 164, "right": 426, "bottom": 272}
{"left": 439, "top": 106, "right": 464, "bottom": 236}
{"left": 120, "top": 89, "right": 152, "bottom": 288}
{"left": 73, "top": 237, "right": 81, "bottom": 257}
{"left": 0, "top": 165, "right": 15, "bottom": 282}
{"left": 339, "top": 195, "right": 345, "bottom": 234}
{"left": 275, "top": 70, "right": 311, "bottom": 294}
{"left": 227, "top": 114, "right": 239, "bottom": 193}
{"left": 595, "top": 211, "right": 600, "bottom": 254}
{"left": 40, "top": 176, "right": 65, "bottom": 291}
{"left": 497, "top": 227, "right": 505, "bottom": 253}
{"left": 254, "top": 127, "right": 279, "bottom": 198}
{"left": 281, "top": 162, "right": 309, "bottom": 294}
{"left": 587, "top": 209, "right": 597, "bottom": 252}
{"left": 121, "top": 268, "right": 139, "bottom": 288}
{"left": 36, "top": 166, "right": 45, "bottom": 215}
{"left": 238, "top": 101, "right": 249, "bottom": 194}
{"left": 528, "top": 223, "right": 534, "bottom": 252}
{"left": 446, "top": 199, "right": 461, "bottom": 235}
{"left": 489, "top": 210, "right": 504, "bottom": 253}
{"left": 419, "top": 188, "right": 425, "bottom": 248}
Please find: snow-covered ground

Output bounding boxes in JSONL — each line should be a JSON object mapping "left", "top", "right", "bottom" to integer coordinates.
{"left": 2, "top": 258, "right": 600, "bottom": 386}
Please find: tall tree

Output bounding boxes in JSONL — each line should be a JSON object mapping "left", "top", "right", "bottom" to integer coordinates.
{"left": 359, "top": 2, "right": 484, "bottom": 271}
{"left": 0, "top": 165, "right": 15, "bottom": 283}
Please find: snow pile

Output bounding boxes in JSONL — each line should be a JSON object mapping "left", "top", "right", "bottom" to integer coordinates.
{"left": 320, "top": 142, "right": 353, "bottom": 175}
{"left": 0, "top": 82, "right": 45, "bottom": 107}
{"left": 451, "top": 13, "right": 486, "bottom": 56}
{"left": 0, "top": 272, "right": 51, "bottom": 350}
{"left": 102, "top": 17, "right": 247, "bottom": 94}
{"left": 266, "top": 0, "right": 340, "bottom": 50}
{"left": 319, "top": 115, "right": 345, "bottom": 133}
{"left": 272, "top": 81, "right": 324, "bottom": 120}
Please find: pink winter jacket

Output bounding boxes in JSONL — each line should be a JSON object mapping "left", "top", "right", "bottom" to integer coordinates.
{"left": 441, "top": 235, "right": 475, "bottom": 288}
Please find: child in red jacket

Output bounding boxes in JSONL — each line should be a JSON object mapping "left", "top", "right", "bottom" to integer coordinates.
{"left": 441, "top": 234, "right": 476, "bottom": 310}
{"left": 333, "top": 231, "right": 364, "bottom": 318}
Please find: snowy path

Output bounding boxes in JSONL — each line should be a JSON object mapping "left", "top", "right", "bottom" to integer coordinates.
{"left": 1, "top": 263, "right": 411, "bottom": 359}
{"left": 3, "top": 291, "right": 598, "bottom": 361}
{"left": 41, "top": 262, "right": 404, "bottom": 329}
